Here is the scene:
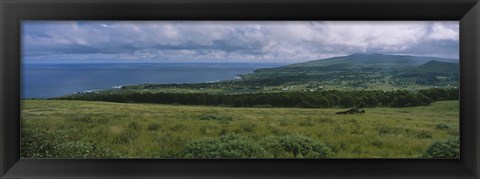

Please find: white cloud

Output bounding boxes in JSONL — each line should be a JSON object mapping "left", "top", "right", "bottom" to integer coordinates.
{"left": 22, "top": 21, "right": 459, "bottom": 63}
{"left": 320, "top": 22, "right": 429, "bottom": 51}
{"left": 426, "top": 22, "right": 459, "bottom": 41}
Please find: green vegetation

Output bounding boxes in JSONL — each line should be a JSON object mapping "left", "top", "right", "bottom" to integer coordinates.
{"left": 21, "top": 100, "right": 459, "bottom": 158}
{"left": 421, "top": 137, "right": 460, "bottom": 158}
{"left": 242, "top": 54, "right": 458, "bottom": 89}
{"left": 261, "top": 135, "right": 333, "bottom": 158}
{"left": 183, "top": 134, "right": 269, "bottom": 158}
{"left": 58, "top": 88, "right": 457, "bottom": 109}
{"left": 183, "top": 134, "right": 334, "bottom": 158}
{"left": 21, "top": 54, "right": 460, "bottom": 159}
{"left": 21, "top": 127, "right": 120, "bottom": 158}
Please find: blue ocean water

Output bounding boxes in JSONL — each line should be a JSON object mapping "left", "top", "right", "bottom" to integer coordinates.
{"left": 22, "top": 63, "right": 283, "bottom": 98}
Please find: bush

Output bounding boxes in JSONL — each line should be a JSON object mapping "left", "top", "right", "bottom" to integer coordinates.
{"left": 183, "top": 134, "right": 269, "bottom": 158}
{"left": 21, "top": 129, "right": 120, "bottom": 158}
{"left": 298, "top": 119, "right": 314, "bottom": 127}
{"left": 421, "top": 137, "right": 460, "bottom": 159}
{"left": 376, "top": 125, "right": 400, "bottom": 135}
{"left": 336, "top": 108, "right": 365, "bottom": 115}
{"left": 279, "top": 121, "right": 291, "bottom": 127}
{"left": 147, "top": 123, "right": 161, "bottom": 131}
{"left": 54, "top": 141, "right": 121, "bottom": 158}
{"left": 261, "top": 135, "right": 333, "bottom": 158}
{"left": 436, "top": 123, "right": 450, "bottom": 130}
{"left": 128, "top": 122, "right": 141, "bottom": 130}
{"left": 199, "top": 114, "right": 233, "bottom": 122}
{"left": 253, "top": 104, "right": 274, "bottom": 108}
{"left": 170, "top": 124, "right": 187, "bottom": 131}
{"left": 370, "top": 140, "right": 383, "bottom": 147}
{"left": 114, "top": 129, "right": 139, "bottom": 144}
{"left": 239, "top": 123, "right": 257, "bottom": 132}
{"left": 199, "top": 125, "right": 219, "bottom": 135}
{"left": 415, "top": 130, "right": 433, "bottom": 139}
{"left": 21, "top": 130, "right": 59, "bottom": 158}
{"left": 318, "top": 117, "right": 334, "bottom": 123}
{"left": 70, "top": 114, "right": 95, "bottom": 123}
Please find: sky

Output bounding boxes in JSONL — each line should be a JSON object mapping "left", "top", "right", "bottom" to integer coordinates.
{"left": 22, "top": 21, "right": 459, "bottom": 64}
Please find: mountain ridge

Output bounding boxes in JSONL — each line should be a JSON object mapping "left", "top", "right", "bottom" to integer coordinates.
{"left": 240, "top": 54, "right": 459, "bottom": 89}
{"left": 254, "top": 54, "right": 458, "bottom": 73}
{"left": 284, "top": 53, "right": 458, "bottom": 68}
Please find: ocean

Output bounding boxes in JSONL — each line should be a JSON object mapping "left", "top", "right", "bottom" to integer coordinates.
{"left": 22, "top": 63, "right": 283, "bottom": 98}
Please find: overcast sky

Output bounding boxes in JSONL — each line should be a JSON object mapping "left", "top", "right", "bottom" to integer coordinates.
{"left": 22, "top": 21, "right": 459, "bottom": 63}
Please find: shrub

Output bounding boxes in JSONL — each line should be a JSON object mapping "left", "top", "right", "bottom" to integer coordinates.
{"left": 70, "top": 114, "right": 94, "bottom": 123}
{"left": 128, "top": 122, "right": 141, "bottom": 130}
{"left": 333, "top": 127, "right": 346, "bottom": 134}
{"left": 350, "top": 127, "right": 363, "bottom": 135}
{"left": 370, "top": 140, "right": 383, "bottom": 147}
{"left": 376, "top": 125, "right": 400, "bottom": 135}
{"left": 219, "top": 129, "right": 228, "bottom": 135}
{"left": 415, "top": 130, "right": 433, "bottom": 139}
{"left": 147, "top": 123, "right": 161, "bottom": 131}
{"left": 326, "top": 141, "right": 347, "bottom": 153}
{"left": 335, "top": 108, "right": 365, "bottom": 115}
{"left": 170, "top": 124, "right": 187, "bottom": 131}
{"left": 54, "top": 141, "right": 121, "bottom": 158}
{"left": 279, "top": 121, "right": 290, "bottom": 127}
{"left": 298, "top": 119, "right": 314, "bottom": 127}
{"left": 21, "top": 129, "right": 120, "bottom": 158}
{"left": 436, "top": 123, "right": 450, "bottom": 130}
{"left": 239, "top": 123, "right": 257, "bottom": 132}
{"left": 199, "top": 125, "right": 219, "bottom": 135}
{"left": 421, "top": 137, "right": 460, "bottom": 159}
{"left": 183, "top": 134, "right": 269, "bottom": 158}
{"left": 21, "top": 130, "right": 59, "bottom": 158}
{"left": 253, "top": 104, "right": 274, "bottom": 108}
{"left": 318, "top": 117, "right": 334, "bottom": 123}
{"left": 114, "top": 129, "right": 139, "bottom": 144}
{"left": 199, "top": 114, "right": 233, "bottom": 122}
{"left": 261, "top": 135, "right": 333, "bottom": 158}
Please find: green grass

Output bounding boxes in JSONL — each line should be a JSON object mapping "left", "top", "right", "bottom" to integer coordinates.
{"left": 21, "top": 100, "right": 459, "bottom": 158}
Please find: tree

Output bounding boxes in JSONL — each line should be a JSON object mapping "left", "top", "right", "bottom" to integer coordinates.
{"left": 364, "top": 95, "right": 379, "bottom": 107}
{"left": 339, "top": 96, "right": 355, "bottom": 108}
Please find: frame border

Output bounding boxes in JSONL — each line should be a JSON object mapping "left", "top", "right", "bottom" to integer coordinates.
{"left": 1, "top": 0, "right": 479, "bottom": 178}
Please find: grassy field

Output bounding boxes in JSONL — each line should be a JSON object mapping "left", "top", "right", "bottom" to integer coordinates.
{"left": 21, "top": 100, "right": 459, "bottom": 158}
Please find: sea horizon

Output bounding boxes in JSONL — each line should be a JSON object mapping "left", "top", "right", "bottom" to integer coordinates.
{"left": 22, "top": 62, "right": 285, "bottom": 99}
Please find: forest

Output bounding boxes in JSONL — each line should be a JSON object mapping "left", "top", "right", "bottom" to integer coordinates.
{"left": 57, "top": 87, "right": 458, "bottom": 108}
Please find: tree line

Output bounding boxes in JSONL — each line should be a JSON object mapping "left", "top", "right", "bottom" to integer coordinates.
{"left": 56, "top": 88, "right": 458, "bottom": 108}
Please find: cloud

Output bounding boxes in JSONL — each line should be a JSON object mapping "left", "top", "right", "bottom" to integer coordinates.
{"left": 426, "top": 22, "right": 459, "bottom": 41}
{"left": 22, "top": 21, "right": 459, "bottom": 63}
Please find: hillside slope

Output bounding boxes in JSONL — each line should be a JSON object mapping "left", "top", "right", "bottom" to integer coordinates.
{"left": 240, "top": 54, "right": 459, "bottom": 89}
{"left": 278, "top": 53, "right": 456, "bottom": 68}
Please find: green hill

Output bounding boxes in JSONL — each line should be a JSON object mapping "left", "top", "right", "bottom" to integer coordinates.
{"left": 239, "top": 54, "right": 459, "bottom": 89}
{"left": 255, "top": 54, "right": 458, "bottom": 73}
{"left": 411, "top": 60, "right": 459, "bottom": 74}
{"left": 283, "top": 53, "right": 456, "bottom": 67}
{"left": 255, "top": 63, "right": 357, "bottom": 73}
{"left": 115, "top": 54, "right": 460, "bottom": 92}
{"left": 253, "top": 54, "right": 458, "bottom": 74}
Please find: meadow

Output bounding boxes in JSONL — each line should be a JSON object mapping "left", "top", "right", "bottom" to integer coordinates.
{"left": 21, "top": 99, "right": 459, "bottom": 158}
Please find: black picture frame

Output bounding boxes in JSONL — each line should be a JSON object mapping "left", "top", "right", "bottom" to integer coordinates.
{"left": 1, "top": 0, "right": 479, "bottom": 178}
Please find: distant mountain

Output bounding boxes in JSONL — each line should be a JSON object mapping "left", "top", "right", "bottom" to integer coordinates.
{"left": 411, "top": 60, "right": 459, "bottom": 74}
{"left": 287, "top": 53, "right": 457, "bottom": 67}
{"left": 240, "top": 54, "right": 459, "bottom": 89}
{"left": 255, "top": 54, "right": 458, "bottom": 73}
